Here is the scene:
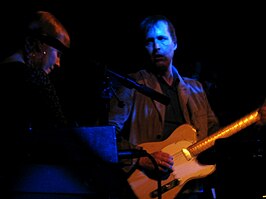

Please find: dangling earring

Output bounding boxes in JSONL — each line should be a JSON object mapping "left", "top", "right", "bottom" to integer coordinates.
{"left": 43, "top": 51, "right": 47, "bottom": 55}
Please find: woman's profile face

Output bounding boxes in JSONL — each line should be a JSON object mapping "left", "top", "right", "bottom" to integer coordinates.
{"left": 41, "top": 44, "right": 62, "bottom": 74}
{"left": 28, "top": 41, "right": 62, "bottom": 75}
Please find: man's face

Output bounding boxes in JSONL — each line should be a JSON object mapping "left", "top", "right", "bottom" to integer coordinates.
{"left": 144, "top": 21, "right": 177, "bottom": 72}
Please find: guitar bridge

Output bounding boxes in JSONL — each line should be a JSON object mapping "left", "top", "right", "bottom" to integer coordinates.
{"left": 150, "top": 179, "right": 180, "bottom": 198}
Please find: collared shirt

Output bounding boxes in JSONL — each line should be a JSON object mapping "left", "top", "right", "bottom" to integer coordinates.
{"left": 157, "top": 75, "right": 185, "bottom": 140}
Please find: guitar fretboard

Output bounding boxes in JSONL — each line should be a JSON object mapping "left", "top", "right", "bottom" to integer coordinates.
{"left": 188, "top": 109, "right": 260, "bottom": 156}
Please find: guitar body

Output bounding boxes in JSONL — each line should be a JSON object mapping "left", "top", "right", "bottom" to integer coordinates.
{"left": 127, "top": 124, "right": 216, "bottom": 199}
{"left": 128, "top": 109, "right": 260, "bottom": 199}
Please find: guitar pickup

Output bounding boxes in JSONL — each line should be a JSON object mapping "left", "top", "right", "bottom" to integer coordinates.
{"left": 150, "top": 179, "right": 180, "bottom": 198}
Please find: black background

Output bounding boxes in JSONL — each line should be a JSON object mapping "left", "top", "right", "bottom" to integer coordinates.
{"left": 1, "top": 1, "right": 265, "bottom": 126}
{"left": 0, "top": 2, "right": 265, "bottom": 196}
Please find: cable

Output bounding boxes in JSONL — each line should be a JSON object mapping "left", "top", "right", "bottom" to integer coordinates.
{"left": 118, "top": 149, "right": 162, "bottom": 199}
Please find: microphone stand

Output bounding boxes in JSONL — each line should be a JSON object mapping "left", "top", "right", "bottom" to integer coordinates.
{"left": 100, "top": 68, "right": 167, "bottom": 199}
{"left": 106, "top": 69, "right": 170, "bottom": 106}
{"left": 99, "top": 68, "right": 170, "bottom": 123}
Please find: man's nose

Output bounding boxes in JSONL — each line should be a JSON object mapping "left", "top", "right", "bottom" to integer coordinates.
{"left": 55, "top": 57, "right": 61, "bottom": 68}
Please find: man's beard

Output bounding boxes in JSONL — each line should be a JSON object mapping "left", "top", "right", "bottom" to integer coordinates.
{"left": 154, "top": 63, "right": 168, "bottom": 75}
{"left": 152, "top": 57, "right": 171, "bottom": 75}
{"left": 146, "top": 55, "right": 170, "bottom": 75}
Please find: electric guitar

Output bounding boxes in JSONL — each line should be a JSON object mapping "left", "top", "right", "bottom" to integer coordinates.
{"left": 127, "top": 109, "right": 260, "bottom": 199}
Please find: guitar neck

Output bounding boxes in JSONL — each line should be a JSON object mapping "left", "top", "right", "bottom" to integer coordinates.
{"left": 188, "top": 109, "right": 260, "bottom": 156}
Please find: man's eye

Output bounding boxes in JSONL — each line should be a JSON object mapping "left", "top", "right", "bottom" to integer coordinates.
{"left": 158, "top": 36, "right": 166, "bottom": 41}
